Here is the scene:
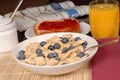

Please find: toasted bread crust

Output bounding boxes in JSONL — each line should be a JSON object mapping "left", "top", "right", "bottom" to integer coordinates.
{"left": 34, "top": 19, "right": 80, "bottom": 35}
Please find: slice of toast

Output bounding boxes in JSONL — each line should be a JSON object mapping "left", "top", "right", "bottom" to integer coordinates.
{"left": 34, "top": 19, "right": 80, "bottom": 35}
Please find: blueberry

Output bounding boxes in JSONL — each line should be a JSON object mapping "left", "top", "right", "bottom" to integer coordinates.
{"left": 40, "top": 41, "right": 47, "bottom": 46}
{"left": 18, "top": 50, "right": 25, "bottom": 55}
{"left": 48, "top": 45, "right": 55, "bottom": 51}
{"left": 69, "top": 45, "right": 75, "bottom": 50}
{"left": 47, "top": 53, "right": 54, "bottom": 59}
{"left": 62, "top": 47, "right": 69, "bottom": 53}
{"left": 18, "top": 54, "right": 26, "bottom": 60}
{"left": 55, "top": 57, "right": 61, "bottom": 61}
{"left": 77, "top": 52, "right": 85, "bottom": 58}
{"left": 61, "top": 37, "right": 69, "bottom": 43}
{"left": 75, "top": 37, "right": 81, "bottom": 41}
{"left": 53, "top": 52, "right": 58, "bottom": 57}
{"left": 54, "top": 43, "right": 61, "bottom": 49}
{"left": 36, "top": 48, "right": 42, "bottom": 54}
{"left": 82, "top": 41, "right": 88, "bottom": 49}
{"left": 37, "top": 52, "right": 45, "bottom": 57}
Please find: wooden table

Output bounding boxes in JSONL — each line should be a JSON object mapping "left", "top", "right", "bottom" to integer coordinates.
{"left": 0, "top": 51, "right": 92, "bottom": 80}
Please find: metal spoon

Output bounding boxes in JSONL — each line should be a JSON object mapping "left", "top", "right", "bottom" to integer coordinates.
{"left": 85, "top": 36, "right": 119, "bottom": 53}
{"left": 10, "top": 0, "right": 23, "bottom": 19}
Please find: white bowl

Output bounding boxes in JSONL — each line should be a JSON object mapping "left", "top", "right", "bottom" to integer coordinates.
{"left": 12, "top": 32, "right": 98, "bottom": 75}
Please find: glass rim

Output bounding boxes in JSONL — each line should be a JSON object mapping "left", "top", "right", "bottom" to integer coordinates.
{"left": 89, "top": 0, "right": 119, "bottom": 6}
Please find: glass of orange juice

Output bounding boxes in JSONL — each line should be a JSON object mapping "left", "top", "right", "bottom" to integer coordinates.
{"left": 89, "top": 0, "right": 119, "bottom": 39}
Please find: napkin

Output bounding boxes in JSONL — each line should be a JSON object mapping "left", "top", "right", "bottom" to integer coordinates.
{"left": 92, "top": 38, "right": 120, "bottom": 80}
{"left": 5, "top": 1, "right": 89, "bottom": 32}
{"left": 21, "top": 5, "right": 89, "bottom": 20}
{"left": 46, "top": 1, "right": 75, "bottom": 12}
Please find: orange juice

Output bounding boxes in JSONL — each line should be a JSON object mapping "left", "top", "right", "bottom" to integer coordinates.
{"left": 89, "top": 4, "right": 119, "bottom": 39}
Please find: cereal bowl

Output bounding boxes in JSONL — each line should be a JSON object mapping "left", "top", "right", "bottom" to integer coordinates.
{"left": 12, "top": 32, "right": 98, "bottom": 75}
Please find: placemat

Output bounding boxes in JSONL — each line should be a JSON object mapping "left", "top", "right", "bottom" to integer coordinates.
{"left": 0, "top": 52, "right": 92, "bottom": 80}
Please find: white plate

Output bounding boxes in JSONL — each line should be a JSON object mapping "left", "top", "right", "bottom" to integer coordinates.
{"left": 25, "top": 22, "right": 90, "bottom": 38}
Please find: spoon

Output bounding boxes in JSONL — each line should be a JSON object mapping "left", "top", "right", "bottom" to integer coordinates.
{"left": 85, "top": 36, "right": 119, "bottom": 53}
{"left": 10, "top": 0, "right": 23, "bottom": 19}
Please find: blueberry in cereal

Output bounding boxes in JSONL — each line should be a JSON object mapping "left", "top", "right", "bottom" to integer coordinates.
{"left": 77, "top": 52, "right": 85, "bottom": 58}
{"left": 61, "top": 37, "right": 69, "bottom": 43}
{"left": 48, "top": 45, "right": 55, "bottom": 51}
{"left": 82, "top": 41, "right": 88, "bottom": 49}
{"left": 20, "top": 34, "right": 88, "bottom": 66}
{"left": 37, "top": 52, "right": 45, "bottom": 57}
{"left": 40, "top": 41, "right": 47, "bottom": 46}
{"left": 18, "top": 54, "right": 26, "bottom": 60}
{"left": 19, "top": 50, "right": 25, "bottom": 55}
{"left": 36, "top": 48, "right": 45, "bottom": 57}
{"left": 53, "top": 52, "right": 58, "bottom": 58}
{"left": 47, "top": 52, "right": 58, "bottom": 59}
{"left": 69, "top": 45, "right": 75, "bottom": 50}
{"left": 47, "top": 53, "right": 54, "bottom": 59}
{"left": 54, "top": 43, "right": 61, "bottom": 49}
{"left": 75, "top": 37, "right": 81, "bottom": 41}
{"left": 18, "top": 50, "right": 26, "bottom": 60}
{"left": 55, "top": 57, "right": 61, "bottom": 62}
{"left": 36, "top": 48, "right": 42, "bottom": 54}
{"left": 62, "top": 47, "right": 69, "bottom": 53}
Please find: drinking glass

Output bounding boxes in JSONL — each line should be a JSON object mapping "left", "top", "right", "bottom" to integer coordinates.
{"left": 89, "top": 0, "right": 119, "bottom": 39}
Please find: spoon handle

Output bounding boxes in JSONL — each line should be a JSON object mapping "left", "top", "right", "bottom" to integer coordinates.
{"left": 85, "top": 37, "right": 119, "bottom": 52}
{"left": 10, "top": 0, "right": 23, "bottom": 19}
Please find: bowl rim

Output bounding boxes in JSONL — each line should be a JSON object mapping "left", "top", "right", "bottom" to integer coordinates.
{"left": 12, "top": 32, "right": 98, "bottom": 68}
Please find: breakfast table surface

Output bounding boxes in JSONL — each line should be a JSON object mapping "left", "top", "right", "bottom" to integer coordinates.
{"left": 0, "top": 0, "right": 119, "bottom": 79}
{"left": 0, "top": 51, "right": 92, "bottom": 80}
{"left": 0, "top": 16, "right": 119, "bottom": 80}
{"left": 1, "top": 37, "right": 120, "bottom": 80}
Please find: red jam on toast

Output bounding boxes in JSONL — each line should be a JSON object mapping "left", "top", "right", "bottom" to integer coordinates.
{"left": 34, "top": 19, "right": 80, "bottom": 35}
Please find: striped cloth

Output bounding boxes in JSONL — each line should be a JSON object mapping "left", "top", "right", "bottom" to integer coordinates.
{"left": 5, "top": 1, "right": 89, "bottom": 32}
